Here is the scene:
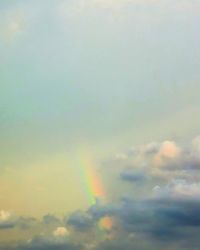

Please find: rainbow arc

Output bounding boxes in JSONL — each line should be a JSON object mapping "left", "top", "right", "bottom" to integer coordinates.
{"left": 78, "top": 151, "right": 113, "bottom": 230}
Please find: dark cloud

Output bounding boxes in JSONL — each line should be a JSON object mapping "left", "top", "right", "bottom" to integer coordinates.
{"left": 88, "top": 202, "right": 115, "bottom": 220}
{"left": 0, "top": 221, "right": 15, "bottom": 230}
{"left": 66, "top": 211, "right": 94, "bottom": 231}
{"left": 106, "top": 136, "right": 200, "bottom": 183}
{"left": 116, "top": 197, "right": 200, "bottom": 242}
{"left": 2, "top": 137, "right": 200, "bottom": 249}
{"left": 120, "top": 170, "right": 146, "bottom": 183}
{"left": 1, "top": 197, "right": 200, "bottom": 250}
{"left": 22, "top": 236, "right": 82, "bottom": 250}
{"left": 0, "top": 216, "right": 36, "bottom": 230}
{"left": 0, "top": 236, "right": 83, "bottom": 250}
{"left": 43, "top": 214, "right": 60, "bottom": 225}
{"left": 85, "top": 196, "right": 200, "bottom": 245}
{"left": 15, "top": 217, "right": 37, "bottom": 230}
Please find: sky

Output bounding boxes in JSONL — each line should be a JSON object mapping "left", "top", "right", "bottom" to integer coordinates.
{"left": 0, "top": 0, "right": 200, "bottom": 249}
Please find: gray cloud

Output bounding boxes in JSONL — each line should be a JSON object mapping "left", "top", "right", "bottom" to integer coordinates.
{"left": 23, "top": 236, "right": 81, "bottom": 250}
{"left": 0, "top": 215, "right": 36, "bottom": 230}
{"left": 66, "top": 211, "right": 94, "bottom": 231}
{"left": 1, "top": 196, "right": 200, "bottom": 250}
{"left": 43, "top": 214, "right": 60, "bottom": 225}
{"left": 2, "top": 137, "right": 200, "bottom": 249}
{"left": 120, "top": 170, "right": 146, "bottom": 183}
{"left": 0, "top": 235, "right": 83, "bottom": 250}
{"left": 106, "top": 136, "right": 200, "bottom": 183}
{"left": 88, "top": 202, "right": 115, "bottom": 220}
{"left": 0, "top": 221, "right": 15, "bottom": 230}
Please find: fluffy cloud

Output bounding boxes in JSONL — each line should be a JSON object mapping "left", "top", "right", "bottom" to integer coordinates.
{"left": 154, "top": 179, "right": 200, "bottom": 199}
{"left": 2, "top": 136, "right": 200, "bottom": 249}
{"left": 2, "top": 195, "right": 200, "bottom": 250}
{"left": 154, "top": 140, "right": 180, "bottom": 166}
{"left": 0, "top": 211, "right": 36, "bottom": 230}
{"left": 0, "top": 210, "right": 11, "bottom": 221}
{"left": 53, "top": 227, "right": 69, "bottom": 237}
{"left": 0, "top": 210, "right": 14, "bottom": 229}
{"left": 108, "top": 136, "right": 200, "bottom": 183}
{"left": 1, "top": 192, "right": 200, "bottom": 249}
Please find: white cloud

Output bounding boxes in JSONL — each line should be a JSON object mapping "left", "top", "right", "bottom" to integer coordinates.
{"left": 53, "top": 227, "right": 69, "bottom": 237}
{"left": 0, "top": 9, "right": 25, "bottom": 44}
{"left": 154, "top": 141, "right": 180, "bottom": 166}
{"left": 115, "top": 153, "right": 128, "bottom": 160}
{"left": 0, "top": 210, "right": 11, "bottom": 221}
{"left": 154, "top": 179, "right": 200, "bottom": 199}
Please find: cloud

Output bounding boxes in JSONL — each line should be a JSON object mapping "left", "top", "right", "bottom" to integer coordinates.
{"left": 66, "top": 211, "right": 94, "bottom": 231}
{"left": 154, "top": 140, "right": 181, "bottom": 166}
{"left": 22, "top": 235, "right": 82, "bottom": 250}
{"left": 0, "top": 221, "right": 15, "bottom": 230}
{"left": 0, "top": 211, "right": 16, "bottom": 229}
{"left": 142, "top": 142, "right": 161, "bottom": 155}
{"left": 15, "top": 216, "right": 37, "bottom": 230}
{"left": 106, "top": 135, "right": 200, "bottom": 183}
{"left": 0, "top": 9, "right": 26, "bottom": 44}
{"left": 0, "top": 237, "right": 82, "bottom": 250}
{"left": 53, "top": 227, "right": 69, "bottom": 237}
{"left": 0, "top": 211, "right": 36, "bottom": 230}
{"left": 65, "top": 194, "right": 200, "bottom": 248}
{"left": 2, "top": 136, "right": 200, "bottom": 249}
{"left": 88, "top": 202, "right": 115, "bottom": 220}
{"left": 1, "top": 192, "right": 200, "bottom": 249}
{"left": 112, "top": 197, "right": 200, "bottom": 243}
{"left": 152, "top": 136, "right": 200, "bottom": 179}
{"left": 0, "top": 210, "right": 11, "bottom": 221}
{"left": 43, "top": 214, "right": 61, "bottom": 225}
{"left": 154, "top": 179, "right": 200, "bottom": 199}
{"left": 120, "top": 170, "right": 146, "bottom": 182}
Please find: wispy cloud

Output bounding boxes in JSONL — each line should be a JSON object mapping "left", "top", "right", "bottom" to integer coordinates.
{"left": 0, "top": 9, "right": 26, "bottom": 44}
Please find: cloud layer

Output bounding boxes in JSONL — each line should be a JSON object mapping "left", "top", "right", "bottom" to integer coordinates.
{"left": 1, "top": 136, "right": 200, "bottom": 249}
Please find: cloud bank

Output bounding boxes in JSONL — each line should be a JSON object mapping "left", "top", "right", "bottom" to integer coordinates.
{"left": 1, "top": 136, "right": 200, "bottom": 249}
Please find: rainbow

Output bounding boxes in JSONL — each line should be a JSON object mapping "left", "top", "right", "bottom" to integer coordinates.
{"left": 78, "top": 151, "right": 113, "bottom": 230}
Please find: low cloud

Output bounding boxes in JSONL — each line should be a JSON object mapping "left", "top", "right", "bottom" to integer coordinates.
{"left": 66, "top": 211, "right": 94, "bottom": 231}
{"left": 2, "top": 136, "right": 200, "bottom": 249}
{"left": 154, "top": 140, "right": 180, "bottom": 166}
{"left": 0, "top": 210, "right": 36, "bottom": 230}
{"left": 120, "top": 170, "right": 146, "bottom": 183}
{"left": 20, "top": 235, "right": 81, "bottom": 250}
{"left": 53, "top": 227, "right": 69, "bottom": 237}
{"left": 154, "top": 179, "right": 200, "bottom": 199}
{"left": 43, "top": 214, "right": 61, "bottom": 225}
{"left": 106, "top": 135, "right": 200, "bottom": 183}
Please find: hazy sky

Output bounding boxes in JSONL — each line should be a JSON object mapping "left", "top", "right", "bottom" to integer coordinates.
{"left": 1, "top": 1, "right": 200, "bottom": 249}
